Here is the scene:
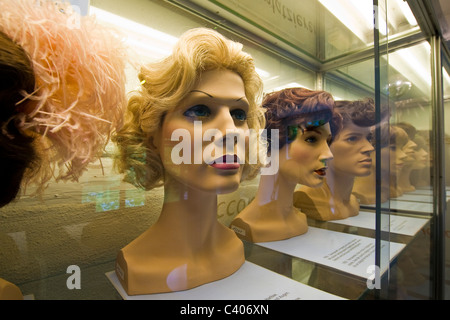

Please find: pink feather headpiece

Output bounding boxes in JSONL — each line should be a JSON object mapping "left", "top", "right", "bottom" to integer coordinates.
{"left": 0, "top": 0, "right": 127, "bottom": 186}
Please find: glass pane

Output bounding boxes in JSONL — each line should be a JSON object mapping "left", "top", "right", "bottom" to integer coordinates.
{"left": 320, "top": 0, "right": 420, "bottom": 60}
{"left": 443, "top": 60, "right": 450, "bottom": 300}
{"left": 326, "top": 40, "right": 434, "bottom": 299}
{"left": 91, "top": 0, "right": 317, "bottom": 95}
{"left": 323, "top": 1, "right": 392, "bottom": 298}
{"left": 385, "top": 41, "right": 433, "bottom": 299}
{"left": 0, "top": 0, "right": 440, "bottom": 301}
{"left": 174, "top": 0, "right": 420, "bottom": 63}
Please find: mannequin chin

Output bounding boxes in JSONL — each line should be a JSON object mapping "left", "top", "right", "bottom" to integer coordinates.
{"left": 230, "top": 87, "right": 335, "bottom": 242}
{"left": 112, "top": 28, "right": 265, "bottom": 295}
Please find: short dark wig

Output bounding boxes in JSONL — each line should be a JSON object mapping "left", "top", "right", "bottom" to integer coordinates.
{"left": 0, "top": 30, "right": 37, "bottom": 207}
{"left": 262, "top": 87, "right": 340, "bottom": 153}
{"left": 333, "top": 98, "right": 378, "bottom": 128}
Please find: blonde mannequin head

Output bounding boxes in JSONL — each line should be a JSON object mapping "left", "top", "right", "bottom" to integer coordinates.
{"left": 114, "top": 28, "right": 265, "bottom": 190}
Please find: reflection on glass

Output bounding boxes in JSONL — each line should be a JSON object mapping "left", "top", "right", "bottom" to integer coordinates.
{"left": 124, "top": 189, "right": 146, "bottom": 208}
{"left": 395, "top": 122, "right": 429, "bottom": 193}
{"left": 0, "top": 0, "right": 445, "bottom": 301}
{"left": 409, "top": 130, "right": 432, "bottom": 188}
{"left": 294, "top": 98, "right": 378, "bottom": 220}
{"left": 444, "top": 62, "right": 450, "bottom": 300}
{"left": 320, "top": 0, "right": 419, "bottom": 60}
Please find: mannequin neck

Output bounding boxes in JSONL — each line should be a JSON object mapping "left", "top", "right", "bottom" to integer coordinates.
{"left": 398, "top": 164, "right": 414, "bottom": 189}
{"left": 353, "top": 169, "right": 390, "bottom": 204}
{"left": 254, "top": 172, "right": 296, "bottom": 216}
{"left": 156, "top": 176, "right": 222, "bottom": 251}
{"left": 326, "top": 168, "right": 355, "bottom": 203}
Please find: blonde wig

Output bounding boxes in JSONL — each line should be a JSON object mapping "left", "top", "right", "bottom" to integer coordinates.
{"left": 114, "top": 27, "right": 265, "bottom": 190}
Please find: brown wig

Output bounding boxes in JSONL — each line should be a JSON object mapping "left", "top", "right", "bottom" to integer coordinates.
{"left": 0, "top": 30, "right": 37, "bottom": 207}
{"left": 376, "top": 123, "right": 409, "bottom": 149}
{"left": 333, "top": 98, "right": 378, "bottom": 128}
{"left": 395, "top": 122, "right": 416, "bottom": 140}
{"left": 262, "top": 87, "right": 338, "bottom": 153}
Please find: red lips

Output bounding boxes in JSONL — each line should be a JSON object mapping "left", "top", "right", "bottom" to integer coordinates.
{"left": 314, "top": 168, "right": 327, "bottom": 176}
{"left": 210, "top": 155, "right": 240, "bottom": 170}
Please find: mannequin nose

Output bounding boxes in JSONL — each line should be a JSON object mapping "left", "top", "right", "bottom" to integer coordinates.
{"left": 320, "top": 142, "right": 334, "bottom": 164}
{"left": 209, "top": 108, "right": 246, "bottom": 153}
{"left": 362, "top": 138, "right": 375, "bottom": 154}
{"left": 217, "top": 108, "right": 239, "bottom": 133}
{"left": 214, "top": 133, "right": 238, "bottom": 149}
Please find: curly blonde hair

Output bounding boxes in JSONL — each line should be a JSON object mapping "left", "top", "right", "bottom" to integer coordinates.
{"left": 113, "top": 28, "right": 265, "bottom": 190}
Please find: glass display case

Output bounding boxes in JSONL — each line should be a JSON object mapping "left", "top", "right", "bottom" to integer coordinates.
{"left": 0, "top": 0, "right": 449, "bottom": 300}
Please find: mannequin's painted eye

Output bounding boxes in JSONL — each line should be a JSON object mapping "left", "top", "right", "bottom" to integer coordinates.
{"left": 346, "top": 135, "right": 358, "bottom": 143}
{"left": 231, "top": 109, "right": 247, "bottom": 121}
{"left": 304, "top": 135, "right": 318, "bottom": 143}
{"left": 183, "top": 105, "right": 211, "bottom": 118}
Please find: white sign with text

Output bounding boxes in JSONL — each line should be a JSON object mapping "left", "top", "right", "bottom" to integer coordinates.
{"left": 258, "top": 227, "right": 405, "bottom": 279}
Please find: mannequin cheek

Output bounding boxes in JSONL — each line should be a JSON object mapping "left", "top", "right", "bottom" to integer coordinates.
{"left": 329, "top": 143, "right": 349, "bottom": 160}
{"left": 287, "top": 144, "right": 314, "bottom": 165}
{"left": 279, "top": 147, "right": 311, "bottom": 178}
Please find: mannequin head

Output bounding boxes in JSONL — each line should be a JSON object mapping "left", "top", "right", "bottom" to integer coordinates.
{"left": 396, "top": 122, "right": 418, "bottom": 166}
{"left": 327, "top": 98, "right": 376, "bottom": 177}
{"left": 156, "top": 68, "right": 252, "bottom": 194}
{"left": 409, "top": 131, "right": 431, "bottom": 187}
{"left": 114, "top": 28, "right": 264, "bottom": 192}
{"left": 410, "top": 134, "right": 429, "bottom": 170}
{"left": 262, "top": 87, "right": 336, "bottom": 187}
{"left": 0, "top": 31, "right": 37, "bottom": 207}
{"left": 383, "top": 125, "right": 409, "bottom": 175}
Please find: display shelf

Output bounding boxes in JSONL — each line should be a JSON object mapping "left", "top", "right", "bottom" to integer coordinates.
{"left": 6, "top": 202, "right": 432, "bottom": 300}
